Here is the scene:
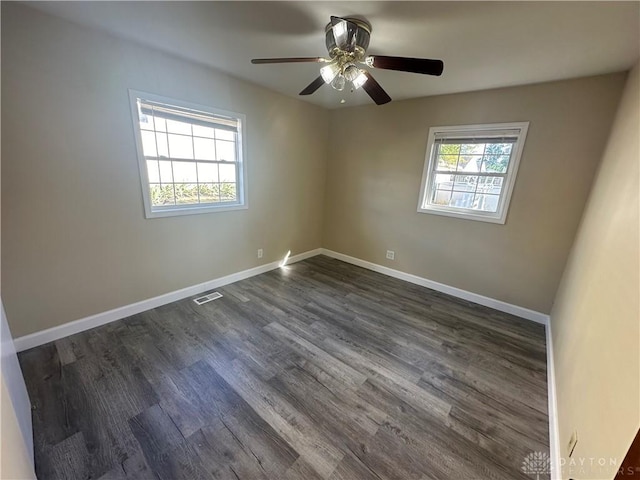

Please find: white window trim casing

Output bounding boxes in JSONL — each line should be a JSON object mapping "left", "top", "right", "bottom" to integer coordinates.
{"left": 417, "top": 122, "right": 529, "bottom": 224}
{"left": 128, "top": 89, "right": 248, "bottom": 219}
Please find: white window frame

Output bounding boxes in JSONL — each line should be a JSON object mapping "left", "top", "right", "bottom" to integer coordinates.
{"left": 417, "top": 122, "right": 529, "bottom": 224}
{"left": 128, "top": 89, "right": 248, "bottom": 219}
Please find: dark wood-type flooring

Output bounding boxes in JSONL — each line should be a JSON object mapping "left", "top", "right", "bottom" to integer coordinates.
{"left": 19, "top": 255, "right": 549, "bottom": 480}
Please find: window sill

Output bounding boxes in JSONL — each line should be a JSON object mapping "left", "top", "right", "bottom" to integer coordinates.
{"left": 417, "top": 205, "right": 507, "bottom": 224}
{"left": 144, "top": 202, "right": 248, "bottom": 219}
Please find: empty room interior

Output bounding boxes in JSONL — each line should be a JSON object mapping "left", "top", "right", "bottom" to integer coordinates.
{"left": 1, "top": 2, "right": 639, "bottom": 480}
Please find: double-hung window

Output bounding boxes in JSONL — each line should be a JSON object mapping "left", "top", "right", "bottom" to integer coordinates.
{"left": 417, "top": 122, "right": 529, "bottom": 224}
{"left": 129, "top": 90, "right": 247, "bottom": 218}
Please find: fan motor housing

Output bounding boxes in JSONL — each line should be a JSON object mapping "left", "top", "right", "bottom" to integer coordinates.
{"left": 325, "top": 17, "right": 371, "bottom": 60}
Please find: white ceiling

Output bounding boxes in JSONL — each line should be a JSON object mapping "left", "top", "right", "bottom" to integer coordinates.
{"left": 27, "top": 1, "right": 640, "bottom": 109}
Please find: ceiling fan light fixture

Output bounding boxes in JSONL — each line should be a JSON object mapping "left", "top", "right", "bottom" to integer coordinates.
{"left": 351, "top": 70, "right": 368, "bottom": 90}
{"left": 320, "top": 62, "right": 340, "bottom": 84}
{"left": 331, "top": 74, "right": 346, "bottom": 91}
{"left": 343, "top": 64, "right": 360, "bottom": 82}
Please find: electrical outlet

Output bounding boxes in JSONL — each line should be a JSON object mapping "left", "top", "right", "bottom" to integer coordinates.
{"left": 386, "top": 250, "right": 395, "bottom": 260}
{"left": 568, "top": 431, "right": 578, "bottom": 457}
{"left": 257, "top": 249, "right": 263, "bottom": 259}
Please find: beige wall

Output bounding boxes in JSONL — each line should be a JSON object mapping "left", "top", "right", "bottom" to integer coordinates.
{"left": 550, "top": 63, "right": 639, "bottom": 479}
{"left": 323, "top": 74, "right": 626, "bottom": 313}
{"left": 1, "top": 3, "right": 329, "bottom": 337}
{"left": 1, "top": 4, "right": 35, "bottom": 476}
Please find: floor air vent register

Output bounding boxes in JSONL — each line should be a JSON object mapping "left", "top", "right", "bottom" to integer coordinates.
{"left": 193, "top": 291, "right": 223, "bottom": 305}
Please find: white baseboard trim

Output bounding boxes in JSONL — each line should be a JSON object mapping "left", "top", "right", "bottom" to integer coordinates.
{"left": 546, "top": 322, "right": 561, "bottom": 479}
{"left": 320, "top": 248, "right": 550, "bottom": 324}
{"left": 13, "top": 248, "right": 322, "bottom": 352}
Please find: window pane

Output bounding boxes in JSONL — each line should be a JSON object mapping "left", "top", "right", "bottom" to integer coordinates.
{"left": 146, "top": 160, "right": 160, "bottom": 183}
{"left": 141, "top": 130, "right": 157, "bottom": 157}
{"left": 439, "top": 144, "right": 461, "bottom": 155}
{"left": 437, "top": 155, "right": 458, "bottom": 171}
{"left": 216, "top": 140, "right": 236, "bottom": 162}
{"left": 193, "top": 124, "right": 215, "bottom": 138}
{"left": 175, "top": 183, "right": 199, "bottom": 204}
{"left": 220, "top": 183, "right": 237, "bottom": 201}
{"left": 477, "top": 176, "right": 504, "bottom": 194}
{"left": 159, "top": 161, "right": 173, "bottom": 183}
{"left": 198, "top": 184, "right": 220, "bottom": 203}
{"left": 460, "top": 143, "right": 485, "bottom": 154}
{"left": 197, "top": 162, "right": 219, "bottom": 183}
{"left": 432, "top": 189, "right": 452, "bottom": 205}
{"left": 434, "top": 173, "right": 453, "bottom": 189}
{"left": 153, "top": 116, "right": 167, "bottom": 132}
{"left": 474, "top": 194, "right": 500, "bottom": 212}
{"left": 193, "top": 137, "right": 216, "bottom": 161}
{"left": 485, "top": 143, "right": 513, "bottom": 155}
{"left": 215, "top": 129, "right": 235, "bottom": 141}
{"left": 219, "top": 164, "right": 236, "bottom": 183}
{"left": 482, "top": 155, "right": 510, "bottom": 173}
{"left": 139, "top": 114, "right": 154, "bottom": 131}
{"left": 166, "top": 118, "right": 192, "bottom": 135}
{"left": 156, "top": 133, "right": 169, "bottom": 158}
{"left": 453, "top": 175, "right": 477, "bottom": 192}
{"left": 456, "top": 155, "right": 482, "bottom": 172}
{"left": 451, "top": 191, "right": 474, "bottom": 208}
{"left": 149, "top": 184, "right": 175, "bottom": 206}
{"left": 172, "top": 161, "right": 197, "bottom": 182}
{"left": 168, "top": 134, "right": 194, "bottom": 159}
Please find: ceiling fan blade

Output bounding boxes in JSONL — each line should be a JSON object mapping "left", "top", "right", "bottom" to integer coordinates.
{"left": 330, "top": 16, "right": 358, "bottom": 52}
{"left": 251, "top": 57, "right": 326, "bottom": 64}
{"left": 362, "top": 71, "right": 391, "bottom": 105}
{"left": 367, "top": 55, "right": 444, "bottom": 76}
{"left": 299, "top": 76, "right": 325, "bottom": 96}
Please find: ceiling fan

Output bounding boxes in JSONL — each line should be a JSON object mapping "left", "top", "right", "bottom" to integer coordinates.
{"left": 251, "top": 16, "right": 444, "bottom": 105}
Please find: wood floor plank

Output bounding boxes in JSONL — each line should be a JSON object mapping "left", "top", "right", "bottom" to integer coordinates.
{"left": 264, "top": 321, "right": 368, "bottom": 389}
{"left": 269, "top": 364, "right": 387, "bottom": 439}
{"left": 329, "top": 451, "right": 389, "bottom": 480}
{"left": 308, "top": 318, "right": 425, "bottom": 383}
{"left": 121, "top": 451, "right": 159, "bottom": 480}
{"left": 284, "top": 458, "right": 326, "bottom": 480}
{"left": 217, "top": 405, "right": 299, "bottom": 477}
{"left": 320, "top": 336, "right": 452, "bottom": 421}
{"left": 152, "top": 440, "right": 212, "bottom": 480}
{"left": 182, "top": 359, "right": 246, "bottom": 419}
{"left": 62, "top": 346, "right": 155, "bottom": 475}
{"left": 188, "top": 424, "right": 270, "bottom": 480}
{"left": 54, "top": 336, "right": 78, "bottom": 366}
{"left": 96, "top": 463, "right": 127, "bottom": 480}
{"left": 36, "top": 432, "right": 90, "bottom": 480}
{"left": 355, "top": 380, "right": 531, "bottom": 480}
{"left": 19, "top": 344, "right": 77, "bottom": 480}
{"left": 211, "top": 358, "right": 345, "bottom": 479}
{"left": 20, "top": 256, "right": 549, "bottom": 480}
{"left": 120, "top": 334, "right": 208, "bottom": 438}
{"left": 128, "top": 404, "right": 184, "bottom": 467}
